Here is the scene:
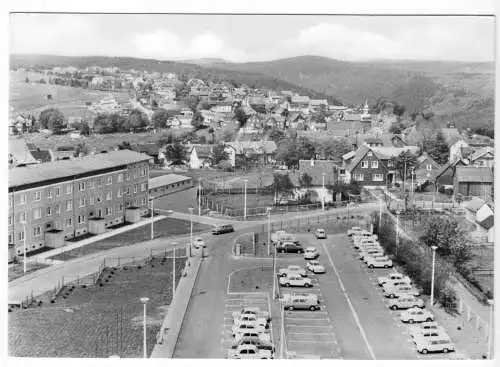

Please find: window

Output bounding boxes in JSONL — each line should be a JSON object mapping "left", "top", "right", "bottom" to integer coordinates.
{"left": 47, "top": 190, "right": 53, "bottom": 199}
{"left": 117, "top": 173, "right": 123, "bottom": 183}
{"left": 47, "top": 206, "right": 52, "bottom": 216}
{"left": 387, "top": 160, "right": 394, "bottom": 167}
{"left": 126, "top": 187, "right": 131, "bottom": 195}
{"left": 141, "top": 183, "right": 147, "bottom": 192}
{"left": 33, "top": 208, "right": 42, "bottom": 220}
{"left": 90, "top": 196, "right": 95, "bottom": 205}
{"left": 66, "top": 184, "right": 72, "bottom": 194}
{"left": 8, "top": 233, "right": 13, "bottom": 244}
{"left": 106, "top": 176, "right": 112, "bottom": 185}
{"left": 9, "top": 196, "right": 13, "bottom": 207}
{"left": 125, "top": 173, "right": 130, "bottom": 181}
{"left": 33, "top": 226, "right": 42, "bottom": 237}
{"left": 18, "top": 231, "right": 25, "bottom": 241}
{"left": 133, "top": 184, "right": 138, "bottom": 194}
{"left": 117, "top": 188, "right": 122, "bottom": 198}
{"left": 105, "top": 207, "right": 113, "bottom": 216}
{"left": 141, "top": 197, "right": 147, "bottom": 206}
{"left": 339, "top": 169, "right": 346, "bottom": 175}
{"left": 55, "top": 204, "right": 60, "bottom": 214}
{"left": 97, "top": 178, "right": 102, "bottom": 187}
{"left": 133, "top": 170, "right": 137, "bottom": 179}
{"left": 354, "top": 173, "right": 364, "bottom": 181}
{"left": 8, "top": 215, "right": 12, "bottom": 226}
{"left": 79, "top": 182, "right": 85, "bottom": 191}
{"left": 106, "top": 191, "right": 112, "bottom": 201}
{"left": 18, "top": 194, "right": 27, "bottom": 205}
{"left": 367, "top": 151, "right": 373, "bottom": 156}
{"left": 65, "top": 218, "right": 73, "bottom": 227}
{"left": 427, "top": 164, "right": 432, "bottom": 171}
{"left": 140, "top": 168, "right": 146, "bottom": 177}
{"left": 79, "top": 197, "right": 86, "bottom": 207}
{"left": 89, "top": 180, "right": 95, "bottom": 189}
{"left": 55, "top": 187, "right": 60, "bottom": 196}
{"left": 372, "top": 173, "right": 384, "bottom": 182}
{"left": 118, "top": 204, "right": 123, "bottom": 212}
{"left": 78, "top": 215, "right": 86, "bottom": 224}
{"left": 66, "top": 200, "right": 73, "bottom": 211}
{"left": 18, "top": 212, "right": 26, "bottom": 223}
{"left": 34, "top": 191, "right": 41, "bottom": 201}
{"left": 371, "top": 161, "right": 379, "bottom": 169}
{"left": 361, "top": 161, "right": 368, "bottom": 168}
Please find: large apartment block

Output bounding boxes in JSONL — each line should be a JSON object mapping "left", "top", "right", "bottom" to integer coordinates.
{"left": 8, "top": 150, "right": 153, "bottom": 259}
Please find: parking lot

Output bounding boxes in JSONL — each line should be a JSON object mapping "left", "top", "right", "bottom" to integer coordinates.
{"left": 221, "top": 292, "right": 273, "bottom": 356}
{"left": 280, "top": 276, "right": 342, "bottom": 359}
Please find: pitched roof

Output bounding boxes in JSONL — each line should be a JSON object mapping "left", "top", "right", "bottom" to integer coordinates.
{"left": 9, "top": 138, "right": 38, "bottom": 166}
{"left": 342, "top": 151, "right": 356, "bottom": 161}
{"left": 465, "top": 197, "right": 486, "bottom": 212}
{"left": 433, "top": 158, "right": 468, "bottom": 182}
{"left": 470, "top": 146, "right": 494, "bottom": 162}
{"left": 441, "top": 128, "right": 462, "bottom": 143}
{"left": 327, "top": 121, "right": 364, "bottom": 134}
{"left": 345, "top": 145, "right": 371, "bottom": 172}
{"left": 370, "top": 146, "right": 420, "bottom": 159}
{"left": 189, "top": 144, "right": 213, "bottom": 158}
{"left": 226, "top": 141, "right": 277, "bottom": 155}
{"left": 30, "top": 149, "right": 52, "bottom": 163}
{"left": 455, "top": 166, "right": 493, "bottom": 183}
{"left": 137, "top": 143, "right": 160, "bottom": 156}
{"left": 9, "top": 150, "right": 152, "bottom": 189}
{"left": 477, "top": 215, "right": 494, "bottom": 230}
{"left": 149, "top": 173, "right": 192, "bottom": 190}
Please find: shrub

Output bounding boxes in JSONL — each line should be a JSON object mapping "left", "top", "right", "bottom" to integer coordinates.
{"left": 439, "top": 286, "right": 458, "bottom": 313}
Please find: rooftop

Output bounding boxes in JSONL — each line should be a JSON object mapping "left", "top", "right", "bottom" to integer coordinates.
{"left": 149, "top": 173, "right": 192, "bottom": 190}
{"left": 455, "top": 166, "right": 493, "bottom": 183}
{"left": 9, "top": 150, "right": 152, "bottom": 189}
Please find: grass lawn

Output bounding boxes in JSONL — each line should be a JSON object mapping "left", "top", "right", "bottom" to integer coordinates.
{"left": 228, "top": 266, "right": 274, "bottom": 293}
{"left": 8, "top": 256, "right": 187, "bottom": 358}
{"left": 48, "top": 218, "right": 210, "bottom": 261}
{"left": 8, "top": 262, "right": 50, "bottom": 282}
{"left": 468, "top": 245, "right": 494, "bottom": 295}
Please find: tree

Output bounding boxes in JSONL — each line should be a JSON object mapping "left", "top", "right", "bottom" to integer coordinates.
{"left": 372, "top": 97, "right": 388, "bottom": 114}
{"left": 164, "top": 142, "right": 186, "bottom": 165}
{"left": 156, "top": 132, "right": 177, "bottom": 147}
{"left": 39, "top": 108, "right": 65, "bottom": 134}
{"left": 234, "top": 107, "right": 249, "bottom": 128}
{"left": 299, "top": 173, "right": 313, "bottom": 188}
{"left": 187, "top": 95, "right": 200, "bottom": 112}
{"left": 126, "top": 109, "right": 149, "bottom": 132}
{"left": 211, "top": 143, "right": 229, "bottom": 166}
{"left": 271, "top": 173, "right": 295, "bottom": 204}
{"left": 275, "top": 139, "right": 300, "bottom": 168}
{"left": 319, "top": 138, "right": 352, "bottom": 160}
{"left": 395, "top": 150, "right": 417, "bottom": 184}
{"left": 76, "top": 121, "right": 91, "bottom": 136}
{"left": 25, "top": 77, "right": 29, "bottom": 83}
{"left": 191, "top": 111, "right": 205, "bottom": 130}
{"left": 152, "top": 109, "right": 172, "bottom": 129}
{"left": 392, "top": 102, "right": 406, "bottom": 122}
{"left": 296, "top": 137, "right": 316, "bottom": 160}
{"left": 118, "top": 141, "right": 134, "bottom": 150}
{"left": 389, "top": 121, "right": 404, "bottom": 134}
{"left": 268, "top": 128, "right": 286, "bottom": 143}
{"left": 422, "top": 131, "right": 449, "bottom": 164}
{"left": 75, "top": 142, "right": 89, "bottom": 157}
{"left": 198, "top": 100, "right": 211, "bottom": 110}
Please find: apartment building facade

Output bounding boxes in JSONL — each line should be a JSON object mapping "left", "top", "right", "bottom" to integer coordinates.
{"left": 8, "top": 150, "right": 152, "bottom": 259}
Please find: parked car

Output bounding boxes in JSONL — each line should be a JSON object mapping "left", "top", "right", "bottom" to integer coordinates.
{"left": 193, "top": 237, "right": 205, "bottom": 249}
{"left": 306, "top": 260, "right": 326, "bottom": 274}
{"left": 276, "top": 242, "right": 304, "bottom": 254}
{"left": 388, "top": 295, "right": 425, "bottom": 310}
{"left": 232, "top": 322, "right": 266, "bottom": 337}
{"left": 408, "top": 322, "right": 446, "bottom": 338}
{"left": 212, "top": 224, "right": 235, "bottom": 235}
{"left": 359, "top": 249, "right": 384, "bottom": 260}
{"left": 233, "top": 314, "right": 268, "bottom": 328}
{"left": 384, "top": 284, "right": 419, "bottom": 298}
{"left": 400, "top": 308, "right": 434, "bottom": 323}
{"left": 232, "top": 306, "right": 271, "bottom": 322}
{"left": 378, "top": 272, "right": 412, "bottom": 287}
{"left": 227, "top": 344, "right": 273, "bottom": 359}
{"left": 282, "top": 293, "right": 320, "bottom": 311}
{"left": 279, "top": 274, "right": 312, "bottom": 288}
{"left": 304, "top": 247, "right": 319, "bottom": 260}
{"left": 315, "top": 228, "right": 327, "bottom": 239}
{"left": 278, "top": 265, "right": 307, "bottom": 277}
{"left": 382, "top": 280, "right": 411, "bottom": 291}
{"left": 233, "top": 331, "right": 271, "bottom": 343}
{"left": 363, "top": 254, "right": 390, "bottom": 264}
{"left": 414, "top": 336, "right": 455, "bottom": 354}
{"left": 347, "top": 227, "right": 371, "bottom": 237}
{"left": 231, "top": 337, "right": 275, "bottom": 352}
{"left": 367, "top": 257, "right": 393, "bottom": 268}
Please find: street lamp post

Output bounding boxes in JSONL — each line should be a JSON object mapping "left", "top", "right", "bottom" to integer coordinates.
{"left": 322, "top": 172, "right": 326, "bottom": 211}
{"left": 243, "top": 179, "right": 248, "bottom": 221}
{"left": 280, "top": 299, "right": 286, "bottom": 359}
{"left": 268, "top": 208, "right": 277, "bottom": 298}
{"left": 395, "top": 211, "right": 400, "bottom": 256}
{"left": 378, "top": 198, "right": 383, "bottom": 233}
{"left": 23, "top": 222, "right": 27, "bottom": 274}
{"left": 488, "top": 299, "right": 494, "bottom": 359}
{"left": 172, "top": 246, "right": 176, "bottom": 300}
{"left": 198, "top": 179, "right": 201, "bottom": 216}
{"left": 150, "top": 199, "right": 154, "bottom": 240}
{"left": 140, "top": 297, "right": 150, "bottom": 358}
{"left": 430, "top": 245, "right": 438, "bottom": 307}
{"left": 189, "top": 207, "right": 193, "bottom": 257}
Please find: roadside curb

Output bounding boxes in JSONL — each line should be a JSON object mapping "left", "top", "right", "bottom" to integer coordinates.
{"left": 150, "top": 253, "right": 203, "bottom": 358}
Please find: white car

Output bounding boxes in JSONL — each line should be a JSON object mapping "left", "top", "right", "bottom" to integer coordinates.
{"left": 378, "top": 272, "right": 412, "bottom": 287}
{"left": 232, "top": 322, "right": 266, "bottom": 337}
{"left": 363, "top": 254, "right": 390, "bottom": 264}
{"left": 233, "top": 331, "right": 271, "bottom": 343}
{"left": 414, "top": 336, "right": 455, "bottom": 354}
{"left": 227, "top": 344, "right": 273, "bottom": 359}
{"left": 388, "top": 295, "right": 424, "bottom": 310}
{"left": 193, "top": 237, "right": 205, "bottom": 249}
{"left": 233, "top": 314, "right": 268, "bottom": 328}
{"left": 382, "top": 279, "right": 411, "bottom": 290}
{"left": 359, "top": 249, "right": 384, "bottom": 260}
{"left": 232, "top": 307, "right": 271, "bottom": 322}
{"left": 409, "top": 322, "right": 447, "bottom": 338}
{"left": 278, "top": 265, "right": 307, "bottom": 277}
{"left": 279, "top": 274, "right": 313, "bottom": 288}
{"left": 367, "top": 257, "right": 393, "bottom": 268}
{"left": 347, "top": 227, "right": 363, "bottom": 236}
{"left": 315, "top": 229, "right": 327, "bottom": 239}
{"left": 400, "top": 308, "right": 434, "bottom": 324}
{"left": 304, "top": 247, "right": 319, "bottom": 260}
{"left": 306, "top": 260, "right": 326, "bottom": 274}
{"left": 355, "top": 242, "right": 381, "bottom": 250}
{"left": 384, "top": 284, "right": 419, "bottom": 298}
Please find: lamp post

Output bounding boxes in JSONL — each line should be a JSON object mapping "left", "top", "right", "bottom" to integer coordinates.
{"left": 322, "top": 172, "right": 326, "bottom": 211}
{"left": 23, "top": 222, "right": 27, "bottom": 274}
{"left": 488, "top": 299, "right": 494, "bottom": 359}
{"left": 268, "top": 208, "right": 277, "bottom": 298}
{"left": 198, "top": 179, "right": 201, "bottom": 216}
{"left": 189, "top": 207, "right": 193, "bottom": 256}
{"left": 395, "top": 210, "right": 400, "bottom": 256}
{"left": 378, "top": 198, "right": 383, "bottom": 233}
{"left": 430, "top": 245, "right": 438, "bottom": 307}
{"left": 140, "top": 297, "right": 150, "bottom": 358}
{"left": 150, "top": 198, "right": 154, "bottom": 240}
{"left": 172, "top": 246, "right": 176, "bottom": 300}
{"left": 243, "top": 179, "right": 248, "bottom": 221}
{"left": 280, "top": 299, "right": 286, "bottom": 359}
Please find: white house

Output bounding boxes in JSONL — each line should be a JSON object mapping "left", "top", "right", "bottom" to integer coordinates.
{"left": 187, "top": 144, "right": 213, "bottom": 169}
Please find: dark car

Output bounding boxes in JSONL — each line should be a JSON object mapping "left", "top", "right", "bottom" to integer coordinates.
{"left": 276, "top": 241, "right": 304, "bottom": 254}
{"left": 212, "top": 224, "right": 235, "bottom": 235}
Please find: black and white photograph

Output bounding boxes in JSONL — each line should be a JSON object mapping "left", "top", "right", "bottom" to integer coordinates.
{"left": 5, "top": 0, "right": 497, "bottom": 362}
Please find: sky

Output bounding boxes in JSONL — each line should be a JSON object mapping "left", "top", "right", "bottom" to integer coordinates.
{"left": 9, "top": 14, "right": 496, "bottom": 62}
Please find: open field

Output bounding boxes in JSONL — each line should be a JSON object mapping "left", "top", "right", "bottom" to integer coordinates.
{"left": 10, "top": 70, "right": 131, "bottom": 118}
{"left": 48, "top": 217, "right": 210, "bottom": 261}
{"left": 8, "top": 256, "right": 186, "bottom": 357}
{"left": 8, "top": 262, "right": 50, "bottom": 282}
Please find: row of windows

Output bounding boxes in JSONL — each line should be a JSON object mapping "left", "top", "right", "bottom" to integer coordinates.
{"left": 361, "top": 161, "right": 379, "bottom": 169}
{"left": 11, "top": 169, "right": 148, "bottom": 206}
{"left": 353, "top": 173, "right": 384, "bottom": 182}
